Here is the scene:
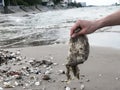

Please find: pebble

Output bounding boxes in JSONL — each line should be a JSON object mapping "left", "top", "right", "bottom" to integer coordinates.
{"left": 42, "top": 75, "right": 50, "bottom": 80}
{"left": 99, "top": 74, "right": 102, "bottom": 77}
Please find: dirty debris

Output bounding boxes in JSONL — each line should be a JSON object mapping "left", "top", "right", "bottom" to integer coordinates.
{"left": 0, "top": 49, "right": 60, "bottom": 89}
{"left": 66, "top": 29, "right": 89, "bottom": 80}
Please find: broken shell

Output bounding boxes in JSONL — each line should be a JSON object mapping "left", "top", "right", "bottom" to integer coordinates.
{"left": 99, "top": 74, "right": 102, "bottom": 77}
{"left": 0, "top": 87, "right": 3, "bottom": 90}
{"left": 58, "top": 70, "right": 65, "bottom": 74}
{"left": 66, "top": 87, "right": 71, "bottom": 90}
{"left": 80, "top": 84, "right": 85, "bottom": 90}
{"left": 45, "top": 70, "right": 51, "bottom": 75}
{"left": 14, "top": 81, "right": 19, "bottom": 86}
{"left": 3, "top": 82, "right": 15, "bottom": 88}
{"left": 115, "top": 77, "right": 119, "bottom": 80}
{"left": 35, "top": 81, "right": 40, "bottom": 86}
{"left": 16, "top": 51, "right": 20, "bottom": 55}
{"left": 53, "top": 63, "right": 58, "bottom": 66}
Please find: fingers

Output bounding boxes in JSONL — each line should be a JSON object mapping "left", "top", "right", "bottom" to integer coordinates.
{"left": 71, "top": 29, "right": 86, "bottom": 38}
{"left": 70, "top": 20, "right": 81, "bottom": 37}
{"left": 70, "top": 24, "right": 78, "bottom": 36}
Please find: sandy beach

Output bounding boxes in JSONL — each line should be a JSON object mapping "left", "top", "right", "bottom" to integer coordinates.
{"left": 0, "top": 44, "right": 119, "bottom": 90}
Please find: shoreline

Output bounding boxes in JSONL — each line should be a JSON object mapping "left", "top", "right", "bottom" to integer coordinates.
{"left": 1, "top": 44, "right": 119, "bottom": 90}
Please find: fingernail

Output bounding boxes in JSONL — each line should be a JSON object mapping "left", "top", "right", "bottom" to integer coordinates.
{"left": 71, "top": 34, "right": 75, "bottom": 38}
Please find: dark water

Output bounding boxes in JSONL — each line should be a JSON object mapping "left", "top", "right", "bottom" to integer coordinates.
{"left": 0, "top": 6, "right": 120, "bottom": 48}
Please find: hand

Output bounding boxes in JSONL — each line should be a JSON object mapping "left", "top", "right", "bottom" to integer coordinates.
{"left": 70, "top": 20, "right": 98, "bottom": 38}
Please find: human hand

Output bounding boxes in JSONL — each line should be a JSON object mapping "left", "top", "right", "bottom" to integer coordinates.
{"left": 70, "top": 20, "right": 99, "bottom": 38}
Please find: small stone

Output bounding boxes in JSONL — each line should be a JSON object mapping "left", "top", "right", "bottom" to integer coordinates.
{"left": 80, "top": 84, "right": 85, "bottom": 90}
{"left": 42, "top": 75, "right": 50, "bottom": 80}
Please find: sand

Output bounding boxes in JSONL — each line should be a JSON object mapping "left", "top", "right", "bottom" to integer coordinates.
{"left": 4, "top": 44, "right": 120, "bottom": 90}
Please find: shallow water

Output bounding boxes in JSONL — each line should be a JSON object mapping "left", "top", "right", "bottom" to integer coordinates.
{"left": 0, "top": 6, "right": 120, "bottom": 48}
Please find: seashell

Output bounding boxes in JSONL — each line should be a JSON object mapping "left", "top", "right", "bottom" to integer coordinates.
{"left": 35, "top": 81, "right": 40, "bottom": 86}
{"left": 14, "top": 81, "right": 19, "bottom": 86}
{"left": 0, "top": 87, "right": 3, "bottom": 90}
{"left": 80, "top": 84, "right": 85, "bottom": 90}
{"left": 66, "top": 86, "right": 71, "bottom": 90}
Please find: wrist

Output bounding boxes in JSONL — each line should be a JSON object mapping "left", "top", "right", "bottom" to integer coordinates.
{"left": 94, "top": 19, "right": 104, "bottom": 30}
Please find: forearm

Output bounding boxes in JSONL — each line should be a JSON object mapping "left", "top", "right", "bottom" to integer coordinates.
{"left": 96, "top": 10, "right": 120, "bottom": 29}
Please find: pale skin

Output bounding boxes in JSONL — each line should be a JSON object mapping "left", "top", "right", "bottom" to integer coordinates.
{"left": 70, "top": 10, "right": 120, "bottom": 38}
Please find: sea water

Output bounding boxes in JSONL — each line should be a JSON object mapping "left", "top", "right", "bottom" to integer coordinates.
{"left": 0, "top": 6, "right": 120, "bottom": 48}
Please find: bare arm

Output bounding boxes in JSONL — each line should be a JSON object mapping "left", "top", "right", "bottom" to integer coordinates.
{"left": 71, "top": 10, "right": 120, "bottom": 38}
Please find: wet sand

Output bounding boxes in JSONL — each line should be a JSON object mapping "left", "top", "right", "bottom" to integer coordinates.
{"left": 5, "top": 44, "right": 120, "bottom": 90}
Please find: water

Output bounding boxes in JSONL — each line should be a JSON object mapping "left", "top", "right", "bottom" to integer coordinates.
{"left": 0, "top": 6, "right": 120, "bottom": 48}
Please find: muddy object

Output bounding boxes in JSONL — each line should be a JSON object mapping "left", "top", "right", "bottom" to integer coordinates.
{"left": 66, "top": 29, "right": 89, "bottom": 80}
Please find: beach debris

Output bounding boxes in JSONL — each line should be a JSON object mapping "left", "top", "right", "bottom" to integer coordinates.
{"left": 85, "top": 79, "right": 90, "bottom": 82}
{"left": 58, "top": 70, "right": 65, "bottom": 74}
{"left": 115, "top": 77, "right": 120, "bottom": 80}
{"left": 35, "top": 81, "right": 40, "bottom": 86}
{"left": 42, "top": 75, "right": 50, "bottom": 80}
{"left": 99, "top": 74, "right": 102, "bottom": 77}
{"left": 3, "top": 82, "right": 15, "bottom": 88}
{"left": 80, "top": 84, "right": 85, "bottom": 90}
{"left": 66, "top": 28, "right": 89, "bottom": 80}
{"left": 0, "top": 87, "right": 3, "bottom": 90}
{"left": 65, "top": 86, "right": 71, "bottom": 90}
